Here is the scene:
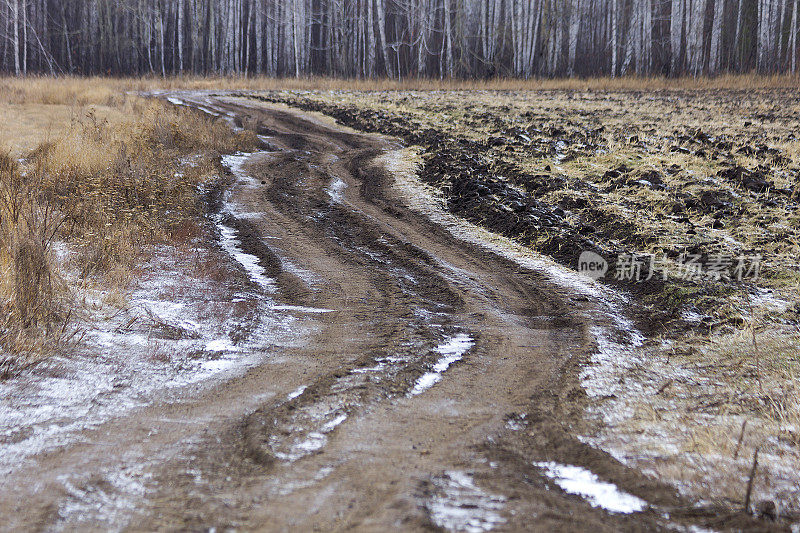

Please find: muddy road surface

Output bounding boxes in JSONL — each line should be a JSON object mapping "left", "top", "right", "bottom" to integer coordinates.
{"left": 1, "top": 93, "right": 749, "bottom": 532}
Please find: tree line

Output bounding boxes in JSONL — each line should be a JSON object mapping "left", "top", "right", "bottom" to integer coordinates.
{"left": 1, "top": 0, "right": 799, "bottom": 78}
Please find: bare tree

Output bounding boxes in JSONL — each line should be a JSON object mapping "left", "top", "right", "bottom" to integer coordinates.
{"left": 0, "top": 0, "right": 798, "bottom": 78}
{"left": 709, "top": 0, "right": 725, "bottom": 73}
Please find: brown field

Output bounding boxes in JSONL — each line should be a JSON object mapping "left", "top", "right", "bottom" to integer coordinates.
{"left": 250, "top": 86, "right": 800, "bottom": 514}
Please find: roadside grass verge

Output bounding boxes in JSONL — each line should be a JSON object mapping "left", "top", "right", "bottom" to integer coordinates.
{"left": 0, "top": 79, "right": 258, "bottom": 370}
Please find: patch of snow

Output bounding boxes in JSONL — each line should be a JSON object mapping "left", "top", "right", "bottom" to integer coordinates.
{"left": 505, "top": 414, "right": 527, "bottom": 431}
{"left": 216, "top": 220, "right": 277, "bottom": 294}
{"left": 205, "top": 338, "right": 238, "bottom": 352}
{"left": 200, "top": 357, "right": 241, "bottom": 373}
{"left": 274, "top": 432, "right": 327, "bottom": 461}
{"left": 681, "top": 310, "right": 706, "bottom": 323}
{"left": 533, "top": 462, "right": 647, "bottom": 514}
{"left": 582, "top": 325, "right": 645, "bottom": 397}
{"left": 270, "top": 304, "right": 334, "bottom": 314}
{"left": 320, "top": 413, "right": 347, "bottom": 432}
{"left": 409, "top": 334, "right": 474, "bottom": 396}
{"left": 276, "top": 256, "right": 322, "bottom": 288}
{"left": 327, "top": 176, "right": 348, "bottom": 203}
{"left": 350, "top": 363, "right": 387, "bottom": 374}
{"left": 287, "top": 386, "right": 307, "bottom": 401}
{"left": 749, "top": 287, "right": 793, "bottom": 314}
{"left": 196, "top": 105, "right": 220, "bottom": 117}
{"left": 426, "top": 471, "right": 506, "bottom": 533}
{"left": 0, "top": 238, "right": 306, "bottom": 477}
{"left": 57, "top": 466, "right": 150, "bottom": 527}
{"left": 166, "top": 97, "right": 185, "bottom": 106}
{"left": 221, "top": 152, "right": 260, "bottom": 187}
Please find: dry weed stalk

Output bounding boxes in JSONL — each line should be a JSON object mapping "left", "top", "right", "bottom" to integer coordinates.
{"left": 0, "top": 150, "right": 70, "bottom": 360}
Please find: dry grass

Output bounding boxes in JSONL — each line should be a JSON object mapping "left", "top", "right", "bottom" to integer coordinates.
{"left": 0, "top": 151, "right": 70, "bottom": 358}
{"left": 0, "top": 78, "right": 259, "bottom": 366}
{"left": 2, "top": 74, "right": 800, "bottom": 108}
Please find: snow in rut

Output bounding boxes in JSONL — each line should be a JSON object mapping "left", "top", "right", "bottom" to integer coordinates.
{"left": 426, "top": 470, "right": 506, "bottom": 533}
{"left": 409, "top": 333, "right": 474, "bottom": 396}
{"left": 534, "top": 462, "right": 647, "bottom": 514}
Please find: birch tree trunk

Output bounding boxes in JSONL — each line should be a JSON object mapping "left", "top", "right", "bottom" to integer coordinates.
{"left": 688, "top": 0, "right": 708, "bottom": 75}
{"left": 159, "top": 8, "right": 165, "bottom": 77}
{"left": 366, "top": 0, "right": 376, "bottom": 76}
{"left": 792, "top": 0, "right": 799, "bottom": 71}
{"left": 611, "top": 0, "right": 619, "bottom": 76}
{"left": 568, "top": 0, "right": 581, "bottom": 75}
{"left": 377, "top": 0, "right": 392, "bottom": 77}
{"left": 12, "top": 0, "right": 19, "bottom": 75}
{"left": 21, "top": 0, "right": 26, "bottom": 74}
{"left": 1, "top": 0, "right": 800, "bottom": 78}
{"left": 734, "top": 0, "right": 744, "bottom": 67}
{"left": 709, "top": 0, "right": 725, "bottom": 73}
{"left": 177, "top": 0, "right": 184, "bottom": 74}
{"left": 444, "top": 0, "right": 454, "bottom": 77}
{"left": 292, "top": 0, "right": 300, "bottom": 77}
{"left": 779, "top": 0, "right": 788, "bottom": 63}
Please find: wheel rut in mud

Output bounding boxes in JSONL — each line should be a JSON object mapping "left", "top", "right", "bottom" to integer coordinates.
{"left": 0, "top": 92, "right": 774, "bottom": 532}
{"left": 129, "top": 93, "right": 692, "bottom": 532}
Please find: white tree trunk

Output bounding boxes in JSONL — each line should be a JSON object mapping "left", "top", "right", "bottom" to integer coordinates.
{"left": 611, "top": 0, "right": 619, "bottom": 75}
{"left": 255, "top": 0, "right": 262, "bottom": 74}
{"left": 669, "top": 0, "right": 686, "bottom": 73}
{"left": 792, "top": 0, "right": 799, "bottom": 72}
{"left": 12, "top": 0, "right": 20, "bottom": 75}
{"left": 734, "top": 0, "right": 744, "bottom": 66}
{"left": 177, "top": 0, "right": 184, "bottom": 74}
{"left": 159, "top": 9, "right": 165, "bottom": 77}
{"left": 292, "top": 0, "right": 300, "bottom": 77}
{"left": 688, "top": 0, "right": 707, "bottom": 75}
{"left": 21, "top": 0, "right": 26, "bottom": 74}
{"left": 366, "top": 0, "right": 375, "bottom": 76}
{"left": 568, "top": 0, "right": 581, "bottom": 75}
{"left": 444, "top": 0, "right": 453, "bottom": 77}
{"left": 375, "top": 0, "right": 392, "bottom": 77}
{"left": 709, "top": 0, "right": 725, "bottom": 73}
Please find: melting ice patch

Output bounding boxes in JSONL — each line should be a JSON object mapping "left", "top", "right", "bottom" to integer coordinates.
{"left": 320, "top": 414, "right": 347, "bottom": 432}
{"left": 287, "top": 386, "right": 307, "bottom": 401}
{"left": 196, "top": 105, "right": 221, "bottom": 117}
{"left": 580, "top": 325, "right": 646, "bottom": 427}
{"left": 205, "top": 338, "right": 238, "bottom": 352}
{"left": 221, "top": 152, "right": 262, "bottom": 186}
{"left": 327, "top": 176, "right": 347, "bottom": 203}
{"left": 426, "top": 471, "right": 506, "bottom": 533}
{"left": 270, "top": 304, "right": 334, "bottom": 314}
{"left": 216, "top": 220, "right": 277, "bottom": 294}
{"left": 409, "top": 334, "right": 474, "bottom": 396}
{"left": 533, "top": 462, "right": 647, "bottom": 514}
{"left": 273, "top": 413, "right": 347, "bottom": 462}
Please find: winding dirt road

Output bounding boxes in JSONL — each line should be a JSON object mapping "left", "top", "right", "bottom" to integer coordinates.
{"left": 1, "top": 93, "right": 713, "bottom": 532}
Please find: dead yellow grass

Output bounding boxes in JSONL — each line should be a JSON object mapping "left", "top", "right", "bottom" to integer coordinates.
{"left": 0, "top": 78, "right": 259, "bottom": 366}
{"left": 2, "top": 74, "right": 800, "bottom": 109}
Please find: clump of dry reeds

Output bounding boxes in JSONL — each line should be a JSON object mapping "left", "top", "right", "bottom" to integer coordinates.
{"left": 0, "top": 150, "right": 70, "bottom": 362}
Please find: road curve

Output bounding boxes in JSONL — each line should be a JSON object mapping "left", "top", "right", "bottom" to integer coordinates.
{"left": 0, "top": 93, "right": 697, "bottom": 532}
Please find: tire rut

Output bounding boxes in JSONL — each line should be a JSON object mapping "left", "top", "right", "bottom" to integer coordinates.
{"left": 6, "top": 91, "right": 763, "bottom": 532}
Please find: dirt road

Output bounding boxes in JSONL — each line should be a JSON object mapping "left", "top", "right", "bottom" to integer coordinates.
{"left": 0, "top": 94, "right": 746, "bottom": 531}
